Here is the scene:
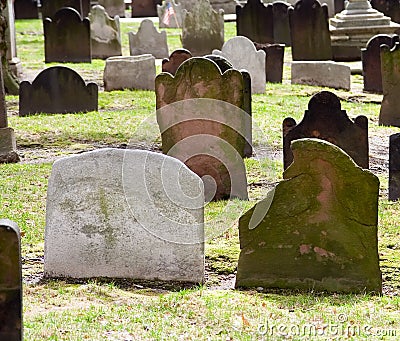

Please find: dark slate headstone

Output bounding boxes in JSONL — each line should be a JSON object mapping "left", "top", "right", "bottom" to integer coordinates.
{"left": 389, "top": 133, "right": 400, "bottom": 200}
{"left": 289, "top": 0, "right": 332, "bottom": 61}
{"left": 0, "top": 219, "right": 22, "bottom": 341}
{"left": 41, "top": 0, "right": 84, "bottom": 19}
{"left": 162, "top": 49, "right": 193, "bottom": 75}
{"left": 131, "top": 0, "right": 162, "bottom": 17}
{"left": 272, "top": 1, "right": 291, "bottom": 46}
{"left": 236, "top": 0, "right": 274, "bottom": 44}
{"left": 235, "top": 139, "right": 382, "bottom": 294}
{"left": 371, "top": 0, "right": 400, "bottom": 24}
{"left": 380, "top": 42, "right": 400, "bottom": 127}
{"left": 14, "top": 0, "right": 39, "bottom": 19}
{"left": 334, "top": 0, "right": 345, "bottom": 14}
{"left": 283, "top": 91, "right": 369, "bottom": 169}
{"left": 254, "top": 42, "right": 285, "bottom": 83}
{"left": 362, "top": 34, "right": 399, "bottom": 94}
{"left": 44, "top": 7, "right": 91, "bottom": 63}
{"left": 19, "top": 66, "right": 98, "bottom": 116}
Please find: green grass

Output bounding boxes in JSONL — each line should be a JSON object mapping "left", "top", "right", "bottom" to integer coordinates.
{"left": 1, "top": 17, "right": 399, "bottom": 340}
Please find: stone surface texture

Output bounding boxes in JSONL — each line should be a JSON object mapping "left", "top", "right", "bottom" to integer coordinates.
{"left": 45, "top": 148, "right": 205, "bottom": 282}
{"left": 236, "top": 139, "right": 382, "bottom": 293}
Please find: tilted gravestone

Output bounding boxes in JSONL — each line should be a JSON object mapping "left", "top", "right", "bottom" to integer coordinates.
{"left": 45, "top": 148, "right": 205, "bottom": 283}
{"left": 157, "top": 0, "right": 183, "bottom": 28}
{"left": 14, "top": 0, "right": 39, "bottom": 19}
{"left": 236, "top": 0, "right": 274, "bottom": 44}
{"left": 362, "top": 34, "right": 399, "bottom": 94}
{"left": 235, "top": 139, "right": 382, "bottom": 293}
{"left": 371, "top": 0, "right": 400, "bottom": 24}
{"left": 19, "top": 66, "right": 98, "bottom": 115}
{"left": 283, "top": 91, "right": 369, "bottom": 169}
{"left": 89, "top": 5, "right": 122, "bottom": 60}
{"left": 0, "top": 219, "right": 22, "bottom": 341}
{"left": 272, "top": 1, "right": 291, "bottom": 46}
{"left": 128, "top": 19, "right": 169, "bottom": 59}
{"left": 254, "top": 42, "right": 285, "bottom": 84}
{"left": 131, "top": 0, "right": 162, "bottom": 17}
{"left": 181, "top": 0, "right": 224, "bottom": 56}
{"left": 389, "top": 133, "right": 400, "bottom": 201}
{"left": 213, "top": 36, "right": 266, "bottom": 94}
{"left": 44, "top": 7, "right": 91, "bottom": 63}
{"left": 380, "top": 42, "right": 400, "bottom": 127}
{"left": 289, "top": 0, "right": 332, "bottom": 61}
{"left": 156, "top": 57, "right": 249, "bottom": 201}
{"left": 98, "top": 0, "right": 125, "bottom": 17}
{"left": 103, "top": 55, "right": 156, "bottom": 91}
{"left": 41, "top": 0, "right": 87, "bottom": 19}
{"left": 162, "top": 49, "right": 193, "bottom": 75}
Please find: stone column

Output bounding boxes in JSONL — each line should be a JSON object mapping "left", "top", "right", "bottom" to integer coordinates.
{"left": 4, "top": 0, "right": 22, "bottom": 78}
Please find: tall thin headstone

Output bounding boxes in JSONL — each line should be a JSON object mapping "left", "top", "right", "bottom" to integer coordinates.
{"left": 0, "top": 219, "right": 22, "bottom": 340}
{"left": 272, "top": 1, "right": 291, "bottom": 46}
{"left": 389, "top": 133, "right": 400, "bottom": 201}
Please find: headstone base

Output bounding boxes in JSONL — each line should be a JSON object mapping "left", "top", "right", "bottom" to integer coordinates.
{"left": 0, "top": 127, "right": 19, "bottom": 163}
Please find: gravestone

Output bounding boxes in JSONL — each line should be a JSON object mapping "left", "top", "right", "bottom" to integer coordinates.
{"left": 272, "top": 1, "right": 291, "bottom": 46}
{"left": 5, "top": 0, "right": 23, "bottom": 80}
{"left": 289, "top": 0, "right": 332, "bottom": 61}
{"left": 389, "top": 133, "right": 400, "bottom": 200}
{"left": 236, "top": 0, "right": 274, "bottom": 44}
{"left": 157, "top": 0, "right": 183, "bottom": 28}
{"left": 44, "top": 7, "right": 91, "bottom": 63}
{"left": 0, "top": 219, "right": 22, "bottom": 340}
{"left": 371, "top": 0, "right": 400, "bottom": 24}
{"left": 128, "top": 19, "right": 169, "bottom": 59}
{"left": 45, "top": 148, "right": 205, "bottom": 283}
{"left": 210, "top": 0, "right": 240, "bottom": 14}
{"left": 131, "top": 0, "right": 162, "bottom": 17}
{"left": 254, "top": 42, "right": 285, "bottom": 83}
{"left": 104, "top": 55, "right": 156, "bottom": 91}
{"left": 156, "top": 57, "right": 249, "bottom": 201}
{"left": 291, "top": 61, "right": 351, "bottom": 90}
{"left": 361, "top": 34, "right": 399, "bottom": 94}
{"left": 162, "top": 49, "right": 193, "bottom": 75}
{"left": 89, "top": 5, "right": 122, "bottom": 59}
{"left": 98, "top": 0, "right": 125, "bottom": 17}
{"left": 213, "top": 36, "right": 266, "bottom": 93}
{"left": 41, "top": 0, "right": 84, "bottom": 18}
{"left": 181, "top": 0, "right": 224, "bottom": 56}
{"left": 380, "top": 42, "right": 400, "bottom": 127}
{"left": 14, "top": 0, "right": 39, "bottom": 19}
{"left": 283, "top": 91, "right": 369, "bottom": 169}
{"left": 19, "top": 66, "right": 98, "bottom": 115}
{"left": 235, "top": 139, "right": 382, "bottom": 293}
{"left": 334, "top": 0, "right": 345, "bottom": 13}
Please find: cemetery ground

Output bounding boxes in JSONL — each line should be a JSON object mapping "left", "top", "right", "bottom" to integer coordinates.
{"left": 1, "top": 19, "right": 400, "bottom": 340}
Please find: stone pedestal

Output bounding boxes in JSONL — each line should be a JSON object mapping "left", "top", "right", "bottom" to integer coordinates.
{"left": 0, "top": 127, "right": 19, "bottom": 163}
{"left": 330, "top": 0, "right": 400, "bottom": 61}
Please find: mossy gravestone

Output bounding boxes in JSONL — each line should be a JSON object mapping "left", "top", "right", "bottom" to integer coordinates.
{"left": 0, "top": 219, "right": 22, "bottom": 341}
{"left": 236, "top": 139, "right": 381, "bottom": 293}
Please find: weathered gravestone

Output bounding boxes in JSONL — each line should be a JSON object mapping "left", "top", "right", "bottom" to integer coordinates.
{"left": 157, "top": 0, "right": 183, "bottom": 28}
{"left": 212, "top": 36, "right": 266, "bottom": 94}
{"left": 236, "top": 0, "right": 274, "bottom": 44}
{"left": 389, "top": 133, "right": 400, "bottom": 201}
{"left": 128, "top": 19, "right": 169, "bottom": 59}
{"left": 104, "top": 54, "right": 156, "bottom": 91}
{"left": 41, "top": 0, "right": 88, "bottom": 18}
{"left": 89, "top": 5, "right": 122, "bottom": 59}
{"left": 162, "top": 49, "right": 193, "bottom": 75}
{"left": 371, "top": 0, "right": 400, "bottom": 24}
{"left": 291, "top": 61, "right": 351, "bottom": 90}
{"left": 0, "top": 219, "right": 22, "bottom": 341}
{"left": 289, "top": 0, "right": 332, "bottom": 60}
{"left": 45, "top": 148, "right": 205, "bottom": 282}
{"left": 131, "top": 0, "right": 162, "bottom": 17}
{"left": 44, "top": 7, "right": 91, "bottom": 63}
{"left": 14, "top": 0, "right": 38, "bottom": 19}
{"left": 235, "top": 139, "right": 382, "bottom": 293}
{"left": 362, "top": 34, "right": 399, "bottom": 94}
{"left": 181, "top": 0, "right": 224, "bottom": 56}
{"left": 254, "top": 42, "right": 285, "bottom": 83}
{"left": 156, "top": 57, "right": 249, "bottom": 201}
{"left": 19, "top": 66, "right": 98, "bottom": 115}
{"left": 98, "top": 0, "right": 125, "bottom": 17}
{"left": 283, "top": 91, "right": 369, "bottom": 169}
{"left": 210, "top": 0, "right": 240, "bottom": 14}
{"left": 380, "top": 42, "right": 400, "bottom": 127}
{"left": 272, "top": 1, "right": 291, "bottom": 46}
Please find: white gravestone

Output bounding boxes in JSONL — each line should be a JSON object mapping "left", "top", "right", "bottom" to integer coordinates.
{"left": 44, "top": 148, "right": 205, "bottom": 283}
